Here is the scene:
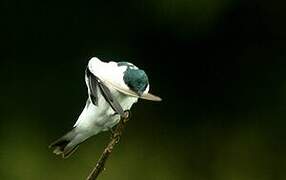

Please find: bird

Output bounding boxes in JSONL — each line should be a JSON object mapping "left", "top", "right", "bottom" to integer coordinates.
{"left": 49, "top": 57, "right": 161, "bottom": 158}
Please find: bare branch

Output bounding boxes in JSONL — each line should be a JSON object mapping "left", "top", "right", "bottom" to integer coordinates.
{"left": 86, "top": 111, "right": 130, "bottom": 180}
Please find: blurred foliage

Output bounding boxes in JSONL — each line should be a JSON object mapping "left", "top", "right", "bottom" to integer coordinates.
{"left": 0, "top": 0, "right": 286, "bottom": 179}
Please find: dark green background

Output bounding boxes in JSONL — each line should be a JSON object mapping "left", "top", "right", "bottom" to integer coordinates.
{"left": 1, "top": 0, "right": 285, "bottom": 179}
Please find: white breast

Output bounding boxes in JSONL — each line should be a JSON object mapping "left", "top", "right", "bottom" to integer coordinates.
{"left": 74, "top": 86, "right": 138, "bottom": 134}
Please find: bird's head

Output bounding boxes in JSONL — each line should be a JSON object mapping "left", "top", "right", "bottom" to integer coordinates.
{"left": 123, "top": 67, "right": 149, "bottom": 96}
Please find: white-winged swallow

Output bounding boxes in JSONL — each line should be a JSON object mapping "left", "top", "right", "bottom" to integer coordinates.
{"left": 49, "top": 57, "right": 161, "bottom": 158}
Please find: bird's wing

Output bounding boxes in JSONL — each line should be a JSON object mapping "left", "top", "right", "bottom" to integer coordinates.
{"left": 96, "top": 78, "right": 125, "bottom": 116}
{"left": 86, "top": 68, "right": 125, "bottom": 116}
{"left": 141, "top": 92, "right": 162, "bottom": 101}
{"left": 86, "top": 68, "right": 98, "bottom": 105}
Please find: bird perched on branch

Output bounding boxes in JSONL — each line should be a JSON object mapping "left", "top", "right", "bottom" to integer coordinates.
{"left": 49, "top": 57, "right": 161, "bottom": 158}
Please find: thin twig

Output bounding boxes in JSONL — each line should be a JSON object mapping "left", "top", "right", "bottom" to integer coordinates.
{"left": 86, "top": 111, "right": 130, "bottom": 180}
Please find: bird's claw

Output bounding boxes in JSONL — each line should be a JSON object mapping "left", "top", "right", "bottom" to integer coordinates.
{"left": 122, "top": 110, "right": 131, "bottom": 122}
{"left": 109, "top": 126, "right": 116, "bottom": 136}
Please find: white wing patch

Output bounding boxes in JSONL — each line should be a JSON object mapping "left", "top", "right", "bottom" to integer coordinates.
{"left": 88, "top": 57, "right": 130, "bottom": 91}
{"left": 88, "top": 57, "right": 162, "bottom": 101}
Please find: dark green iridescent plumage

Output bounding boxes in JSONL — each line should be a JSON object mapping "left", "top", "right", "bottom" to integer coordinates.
{"left": 123, "top": 67, "right": 149, "bottom": 96}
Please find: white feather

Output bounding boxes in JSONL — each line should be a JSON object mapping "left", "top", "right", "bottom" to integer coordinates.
{"left": 88, "top": 57, "right": 131, "bottom": 92}
{"left": 73, "top": 58, "right": 139, "bottom": 140}
{"left": 88, "top": 57, "right": 161, "bottom": 101}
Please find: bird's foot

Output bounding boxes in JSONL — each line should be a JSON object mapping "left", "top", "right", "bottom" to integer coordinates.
{"left": 108, "top": 110, "right": 131, "bottom": 137}
{"left": 109, "top": 126, "right": 117, "bottom": 136}
{"left": 122, "top": 110, "right": 131, "bottom": 123}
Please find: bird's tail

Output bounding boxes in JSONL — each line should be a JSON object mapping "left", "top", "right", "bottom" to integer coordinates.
{"left": 49, "top": 128, "right": 81, "bottom": 158}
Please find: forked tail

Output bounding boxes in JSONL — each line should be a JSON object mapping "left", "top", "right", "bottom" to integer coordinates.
{"left": 49, "top": 128, "right": 80, "bottom": 158}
